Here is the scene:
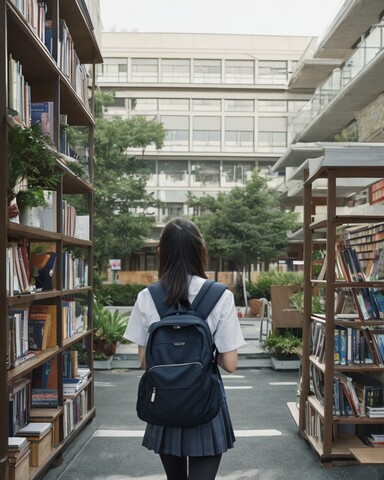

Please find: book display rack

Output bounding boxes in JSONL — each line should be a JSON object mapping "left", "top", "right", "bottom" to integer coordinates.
{"left": 299, "top": 146, "right": 384, "bottom": 464}
{"left": 0, "top": 1, "right": 102, "bottom": 479}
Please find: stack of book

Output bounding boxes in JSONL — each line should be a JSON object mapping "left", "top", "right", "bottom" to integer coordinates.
{"left": 15, "top": 422, "right": 52, "bottom": 467}
{"left": 366, "top": 406, "right": 384, "bottom": 418}
{"left": 8, "top": 437, "right": 30, "bottom": 480}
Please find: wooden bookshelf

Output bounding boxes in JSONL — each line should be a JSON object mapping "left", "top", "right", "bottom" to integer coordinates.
{"left": 0, "top": 1, "right": 102, "bottom": 479}
{"left": 299, "top": 150, "right": 384, "bottom": 465}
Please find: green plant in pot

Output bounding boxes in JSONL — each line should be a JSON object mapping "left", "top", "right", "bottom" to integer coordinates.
{"left": 93, "top": 301, "right": 129, "bottom": 357}
{"left": 263, "top": 332, "right": 302, "bottom": 360}
{"left": 8, "top": 125, "right": 62, "bottom": 215}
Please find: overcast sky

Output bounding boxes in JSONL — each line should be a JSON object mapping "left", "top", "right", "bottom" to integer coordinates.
{"left": 100, "top": 0, "right": 346, "bottom": 37}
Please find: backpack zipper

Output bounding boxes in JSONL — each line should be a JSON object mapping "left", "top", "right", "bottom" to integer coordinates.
{"left": 151, "top": 387, "right": 156, "bottom": 402}
{"left": 148, "top": 361, "right": 203, "bottom": 372}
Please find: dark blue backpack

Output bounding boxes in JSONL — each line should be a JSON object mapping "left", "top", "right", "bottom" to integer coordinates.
{"left": 136, "top": 279, "right": 227, "bottom": 427}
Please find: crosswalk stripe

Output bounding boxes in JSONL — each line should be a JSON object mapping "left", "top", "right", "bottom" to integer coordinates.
{"left": 269, "top": 382, "right": 297, "bottom": 386}
{"left": 224, "top": 386, "right": 253, "bottom": 390}
{"left": 93, "top": 429, "right": 281, "bottom": 438}
{"left": 222, "top": 375, "right": 245, "bottom": 379}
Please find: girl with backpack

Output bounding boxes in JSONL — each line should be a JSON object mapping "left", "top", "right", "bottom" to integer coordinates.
{"left": 124, "top": 217, "right": 246, "bottom": 480}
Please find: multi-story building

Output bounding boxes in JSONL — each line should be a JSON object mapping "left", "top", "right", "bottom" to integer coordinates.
{"left": 272, "top": 0, "right": 384, "bottom": 263}
{"left": 97, "top": 32, "right": 314, "bottom": 270}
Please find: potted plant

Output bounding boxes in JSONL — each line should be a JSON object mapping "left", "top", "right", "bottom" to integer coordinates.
{"left": 8, "top": 125, "right": 62, "bottom": 223}
{"left": 263, "top": 332, "right": 302, "bottom": 370}
{"left": 93, "top": 301, "right": 129, "bottom": 367}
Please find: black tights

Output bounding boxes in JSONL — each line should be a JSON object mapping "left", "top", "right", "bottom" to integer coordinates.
{"left": 160, "top": 453, "right": 222, "bottom": 480}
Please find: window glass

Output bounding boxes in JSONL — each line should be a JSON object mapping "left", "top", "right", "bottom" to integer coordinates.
{"left": 131, "top": 58, "right": 158, "bottom": 82}
{"left": 160, "top": 116, "right": 189, "bottom": 151}
{"left": 191, "top": 161, "right": 220, "bottom": 186}
{"left": 222, "top": 162, "right": 254, "bottom": 186}
{"left": 225, "top": 99, "right": 254, "bottom": 111}
{"left": 159, "top": 98, "right": 189, "bottom": 110}
{"left": 158, "top": 160, "right": 188, "bottom": 186}
{"left": 161, "top": 59, "right": 190, "bottom": 83}
{"left": 258, "top": 61, "right": 288, "bottom": 84}
{"left": 135, "top": 160, "right": 157, "bottom": 186}
{"left": 258, "top": 100, "right": 287, "bottom": 112}
{"left": 194, "top": 60, "right": 221, "bottom": 83}
{"left": 97, "top": 58, "right": 128, "bottom": 82}
{"left": 258, "top": 116, "right": 287, "bottom": 147}
{"left": 132, "top": 98, "right": 158, "bottom": 111}
{"left": 225, "top": 117, "right": 254, "bottom": 150}
{"left": 225, "top": 60, "right": 254, "bottom": 84}
{"left": 193, "top": 99, "right": 221, "bottom": 111}
{"left": 193, "top": 117, "right": 221, "bottom": 151}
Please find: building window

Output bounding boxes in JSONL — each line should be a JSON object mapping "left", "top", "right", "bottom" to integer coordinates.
{"left": 161, "top": 59, "right": 190, "bottom": 83}
{"left": 258, "top": 100, "right": 287, "bottom": 112}
{"left": 160, "top": 115, "right": 189, "bottom": 150}
{"left": 225, "top": 60, "right": 254, "bottom": 84}
{"left": 193, "top": 116, "right": 221, "bottom": 151}
{"left": 258, "top": 61, "right": 288, "bottom": 84}
{"left": 225, "top": 99, "right": 254, "bottom": 112}
{"left": 222, "top": 161, "right": 254, "bottom": 186}
{"left": 193, "top": 99, "right": 221, "bottom": 111}
{"left": 191, "top": 161, "right": 220, "bottom": 186}
{"left": 97, "top": 58, "right": 128, "bottom": 82}
{"left": 288, "top": 100, "right": 307, "bottom": 113}
{"left": 225, "top": 117, "right": 254, "bottom": 149}
{"left": 135, "top": 160, "right": 157, "bottom": 186}
{"left": 158, "top": 161, "right": 188, "bottom": 186}
{"left": 258, "top": 117, "right": 287, "bottom": 147}
{"left": 131, "top": 98, "right": 158, "bottom": 111}
{"left": 160, "top": 203, "right": 184, "bottom": 222}
{"left": 159, "top": 98, "right": 189, "bottom": 110}
{"left": 193, "top": 60, "right": 221, "bottom": 83}
{"left": 131, "top": 58, "right": 158, "bottom": 82}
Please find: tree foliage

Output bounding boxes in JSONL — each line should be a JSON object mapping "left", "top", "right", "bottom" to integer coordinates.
{"left": 188, "top": 170, "right": 298, "bottom": 271}
{"left": 71, "top": 91, "right": 167, "bottom": 271}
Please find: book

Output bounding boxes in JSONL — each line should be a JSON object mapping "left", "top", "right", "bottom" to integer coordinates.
{"left": 31, "top": 102, "right": 54, "bottom": 144}
{"left": 31, "top": 389, "right": 58, "bottom": 408}
{"left": 29, "top": 251, "right": 57, "bottom": 291}
{"left": 29, "top": 305, "right": 57, "bottom": 349}
{"left": 28, "top": 313, "right": 51, "bottom": 352}
{"left": 15, "top": 422, "right": 51, "bottom": 439}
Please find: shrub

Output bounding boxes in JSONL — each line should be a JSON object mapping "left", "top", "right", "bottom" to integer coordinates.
{"left": 263, "top": 332, "right": 302, "bottom": 359}
{"left": 247, "top": 270, "right": 303, "bottom": 300}
{"left": 95, "top": 283, "right": 146, "bottom": 306}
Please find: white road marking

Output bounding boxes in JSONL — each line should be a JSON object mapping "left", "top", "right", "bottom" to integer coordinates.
{"left": 269, "top": 382, "right": 297, "bottom": 386}
{"left": 94, "top": 382, "right": 115, "bottom": 387}
{"left": 221, "top": 375, "right": 245, "bottom": 379}
{"left": 224, "top": 386, "right": 253, "bottom": 390}
{"left": 93, "top": 429, "right": 281, "bottom": 438}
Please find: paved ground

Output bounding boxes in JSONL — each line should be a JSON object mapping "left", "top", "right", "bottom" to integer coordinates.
{"left": 41, "top": 319, "right": 384, "bottom": 480}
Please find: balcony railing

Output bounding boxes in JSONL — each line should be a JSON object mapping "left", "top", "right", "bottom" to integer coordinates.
{"left": 288, "top": 24, "right": 384, "bottom": 143}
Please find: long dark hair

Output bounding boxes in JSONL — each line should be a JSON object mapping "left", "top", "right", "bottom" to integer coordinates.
{"left": 158, "top": 217, "right": 207, "bottom": 305}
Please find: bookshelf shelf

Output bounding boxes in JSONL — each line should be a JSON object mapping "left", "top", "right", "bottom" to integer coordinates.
{"left": 299, "top": 153, "right": 384, "bottom": 464}
{"left": 8, "top": 347, "right": 60, "bottom": 382}
{"left": 0, "top": 1, "right": 102, "bottom": 478}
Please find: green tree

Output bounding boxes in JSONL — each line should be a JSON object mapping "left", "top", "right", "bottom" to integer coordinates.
{"left": 69, "top": 92, "right": 166, "bottom": 271}
{"left": 188, "top": 170, "right": 298, "bottom": 273}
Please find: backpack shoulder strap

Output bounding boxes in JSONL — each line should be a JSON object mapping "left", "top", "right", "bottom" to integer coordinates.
{"left": 148, "top": 279, "right": 228, "bottom": 320}
{"left": 147, "top": 281, "right": 169, "bottom": 319}
{"left": 191, "top": 280, "right": 228, "bottom": 320}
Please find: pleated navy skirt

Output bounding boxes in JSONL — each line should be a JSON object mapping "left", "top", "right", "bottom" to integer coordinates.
{"left": 142, "top": 396, "right": 235, "bottom": 457}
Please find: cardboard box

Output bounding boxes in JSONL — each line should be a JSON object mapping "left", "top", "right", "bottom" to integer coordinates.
{"left": 29, "top": 429, "right": 52, "bottom": 467}
{"left": 8, "top": 450, "right": 30, "bottom": 480}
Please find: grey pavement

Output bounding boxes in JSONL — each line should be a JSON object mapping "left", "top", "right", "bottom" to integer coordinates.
{"left": 41, "top": 319, "right": 384, "bottom": 480}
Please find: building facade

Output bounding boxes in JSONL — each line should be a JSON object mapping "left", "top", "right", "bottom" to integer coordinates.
{"left": 273, "top": 0, "right": 384, "bottom": 254}
{"left": 97, "top": 32, "right": 315, "bottom": 270}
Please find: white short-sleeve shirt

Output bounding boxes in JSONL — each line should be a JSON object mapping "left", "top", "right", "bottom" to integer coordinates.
{"left": 124, "top": 276, "right": 246, "bottom": 353}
